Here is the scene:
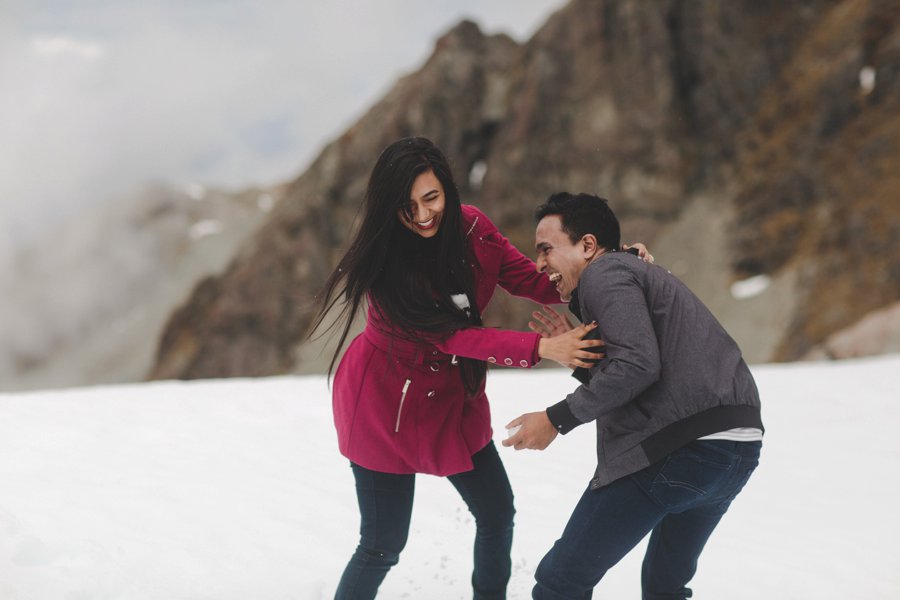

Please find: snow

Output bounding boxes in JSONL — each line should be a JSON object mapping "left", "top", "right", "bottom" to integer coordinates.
{"left": 188, "top": 219, "right": 223, "bottom": 240}
{"left": 860, "top": 66, "right": 876, "bottom": 95}
{"left": 1, "top": 356, "right": 899, "bottom": 599}
{"left": 730, "top": 275, "right": 772, "bottom": 300}
{"left": 468, "top": 161, "right": 488, "bottom": 189}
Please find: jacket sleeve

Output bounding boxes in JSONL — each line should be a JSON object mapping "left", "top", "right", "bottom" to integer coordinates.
{"left": 435, "top": 327, "right": 542, "bottom": 368}
{"left": 548, "top": 258, "right": 662, "bottom": 433}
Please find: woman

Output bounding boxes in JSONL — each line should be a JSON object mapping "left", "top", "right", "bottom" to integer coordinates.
{"left": 310, "top": 137, "right": 644, "bottom": 599}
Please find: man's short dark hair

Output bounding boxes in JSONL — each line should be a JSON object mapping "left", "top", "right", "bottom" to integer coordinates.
{"left": 534, "top": 192, "right": 621, "bottom": 251}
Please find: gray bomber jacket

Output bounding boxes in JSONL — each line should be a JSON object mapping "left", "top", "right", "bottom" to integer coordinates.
{"left": 546, "top": 251, "right": 763, "bottom": 488}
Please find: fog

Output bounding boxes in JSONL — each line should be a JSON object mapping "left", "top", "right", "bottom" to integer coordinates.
{"left": 0, "top": 0, "right": 565, "bottom": 249}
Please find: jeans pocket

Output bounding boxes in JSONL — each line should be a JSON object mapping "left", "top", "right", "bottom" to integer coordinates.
{"left": 648, "top": 446, "right": 734, "bottom": 510}
{"left": 715, "top": 460, "right": 758, "bottom": 510}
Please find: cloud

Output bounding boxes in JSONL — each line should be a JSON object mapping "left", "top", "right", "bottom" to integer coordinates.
{"left": 0, "top": 0, "right": 566, "bottom": 246}
{"left": 31, "top": 35, "right": 105, "bottom": 60}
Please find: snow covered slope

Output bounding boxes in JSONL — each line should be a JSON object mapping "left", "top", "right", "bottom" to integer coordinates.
{"left": 1, "top": 357, "right": 898, "bottom": 599}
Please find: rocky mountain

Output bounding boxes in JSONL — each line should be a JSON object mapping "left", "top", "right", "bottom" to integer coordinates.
{"left": 805, "top": 300, "right": 900, "bottom": 359}
{"left": 0, "top": 184, "right": 279, "bottom": 392}
{"left": 150, "top": 0, "right": 900, "bottom": 381}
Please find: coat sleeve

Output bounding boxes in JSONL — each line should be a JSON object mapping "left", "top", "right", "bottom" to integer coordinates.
{"left": 465, "top": 205, "right": 560, "bottom": 305}
{"left": 491, "top": 229, "right": 562, "bottom": 305}
{"left": 435, "top": 327, "right": 542, "bottom": 368}
{"left": 548, "top": 259, "right": 662, "bottom": 433}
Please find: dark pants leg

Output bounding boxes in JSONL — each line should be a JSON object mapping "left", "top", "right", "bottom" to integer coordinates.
{"left": 334, "top": 464, "right": 415, "bottom": 600}
{"left": 533, "top": 440, "right": 761, "bottom": 600}
{"left": 639, "top": 440, "right": 761, "bottom": 600}
{"left": 533, "top": 471, "right": 666, "bottom": 600}
{"left": 639, "top": 504, "right": 723, "bottom": 599}
{"left": 448, "top": 440, "right": 516, "bottom": 600}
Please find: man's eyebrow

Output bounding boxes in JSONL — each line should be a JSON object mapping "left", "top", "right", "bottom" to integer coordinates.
{"left": 535, "top": 241, "right": 550, "bottom": 252}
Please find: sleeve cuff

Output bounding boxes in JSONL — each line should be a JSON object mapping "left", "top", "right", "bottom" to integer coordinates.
{"left": 546, "top": 399, "right": 583, "bottom": 435}
{"left": 529, "top": 332, "right": 542, "bottom": 366}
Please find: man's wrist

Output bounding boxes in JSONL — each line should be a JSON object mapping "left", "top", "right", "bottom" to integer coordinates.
{"left": 545, "top": 400, "right": 582, "bottom": 435}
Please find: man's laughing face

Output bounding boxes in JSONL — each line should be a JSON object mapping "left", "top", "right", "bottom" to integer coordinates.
{"left": 535, "top": 215, "right": 595, "bottom": 302}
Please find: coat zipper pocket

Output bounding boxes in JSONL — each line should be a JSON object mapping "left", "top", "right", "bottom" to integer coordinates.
{"left": 395, "top": 379, "right": 412, "bottom": 433}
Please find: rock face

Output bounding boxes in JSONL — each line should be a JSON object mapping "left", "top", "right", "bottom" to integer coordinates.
{"left": 151, "top": 0, "right": 900, "bottom": 381}
{"left": 729, "top": 0, "right": 900, "bottom": 360}
{"left": 804, "top": 301, "right": 900, "bottom": 360}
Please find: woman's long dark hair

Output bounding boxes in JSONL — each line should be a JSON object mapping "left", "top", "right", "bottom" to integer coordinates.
{"left": 308, "top": 137, "right": 487, "bottom": 394}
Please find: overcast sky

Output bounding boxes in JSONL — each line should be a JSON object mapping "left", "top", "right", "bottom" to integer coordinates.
{"left": 0, "top": 0, "right": 566, "bottom": 248}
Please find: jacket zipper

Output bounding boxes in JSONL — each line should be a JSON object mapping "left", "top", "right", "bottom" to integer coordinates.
{"left": 395, "top": 379, "right": 412, "bottom": 433}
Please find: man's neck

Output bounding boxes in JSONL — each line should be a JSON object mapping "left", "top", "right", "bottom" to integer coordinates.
{"left": 588, "top": 247, "right": 612, "bottom": 265}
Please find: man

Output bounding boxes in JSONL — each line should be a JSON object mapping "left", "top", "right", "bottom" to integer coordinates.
{"left": 503, "top": 192, "right": 763, "bottom": 600}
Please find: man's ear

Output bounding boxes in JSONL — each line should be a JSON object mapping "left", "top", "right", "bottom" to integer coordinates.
{"left": 581, "top": 234, "right": 599, "bottom": 257}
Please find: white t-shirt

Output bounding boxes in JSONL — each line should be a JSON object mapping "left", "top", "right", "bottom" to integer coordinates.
{"left": 698, "top": 427, "right": 763, "bottom": 442}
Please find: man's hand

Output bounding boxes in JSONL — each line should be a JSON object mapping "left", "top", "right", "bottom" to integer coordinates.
{"left": 501, "top": 411, "right": 559, "bottom": 451}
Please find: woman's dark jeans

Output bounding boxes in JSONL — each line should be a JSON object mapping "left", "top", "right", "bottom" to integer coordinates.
{"left": 334, "top": 440, "right": 515, "bottom": 600}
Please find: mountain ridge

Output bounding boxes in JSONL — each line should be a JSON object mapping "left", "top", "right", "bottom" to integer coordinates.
{"left": 144, "top": 0, "right": 900, "bottom": 380}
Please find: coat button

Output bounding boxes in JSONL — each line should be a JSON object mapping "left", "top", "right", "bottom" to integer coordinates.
{"left": 427, "top": 390, "right": 435, "bottom": 398}
{"left": 487, "top": 356, "right": 497, "bottom": 363}
{"left": 429, "top": 362, "right": 440, "bottom": 372}
{"left": 520, "top": 360, "right": 529, "bottom": 367}
{"left": 504, "top": 358, "right": 513, "bottom": 366}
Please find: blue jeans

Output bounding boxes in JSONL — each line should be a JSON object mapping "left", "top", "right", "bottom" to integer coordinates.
{"left": 534, "top": 440, "right": 761, "bottom": 600}
{"left": 335, "top": 440, "right": 515, "bottom": 600}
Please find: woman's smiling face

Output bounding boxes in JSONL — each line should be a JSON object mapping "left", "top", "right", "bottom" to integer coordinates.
{"left": 399, "top": 170, "right": 445, "bottom": 238}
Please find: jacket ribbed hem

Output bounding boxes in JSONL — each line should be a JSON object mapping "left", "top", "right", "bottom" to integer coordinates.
{"left": 640, "top": 405, "right": 764, "bottom": 466}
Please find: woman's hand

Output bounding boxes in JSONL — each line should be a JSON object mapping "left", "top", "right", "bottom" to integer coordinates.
{"left": 538, "top": 322, "right": 606, "bottom": 368}
{"left": 623, "top": 242, "right": 654, "bottom": 263}
{"left": 528, "top": 305, "right": 574, "bottom": 338}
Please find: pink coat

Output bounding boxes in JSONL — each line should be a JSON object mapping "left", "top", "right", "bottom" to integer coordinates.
{"left": 332, "top": 205, "right": 560, "bottom": 476}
